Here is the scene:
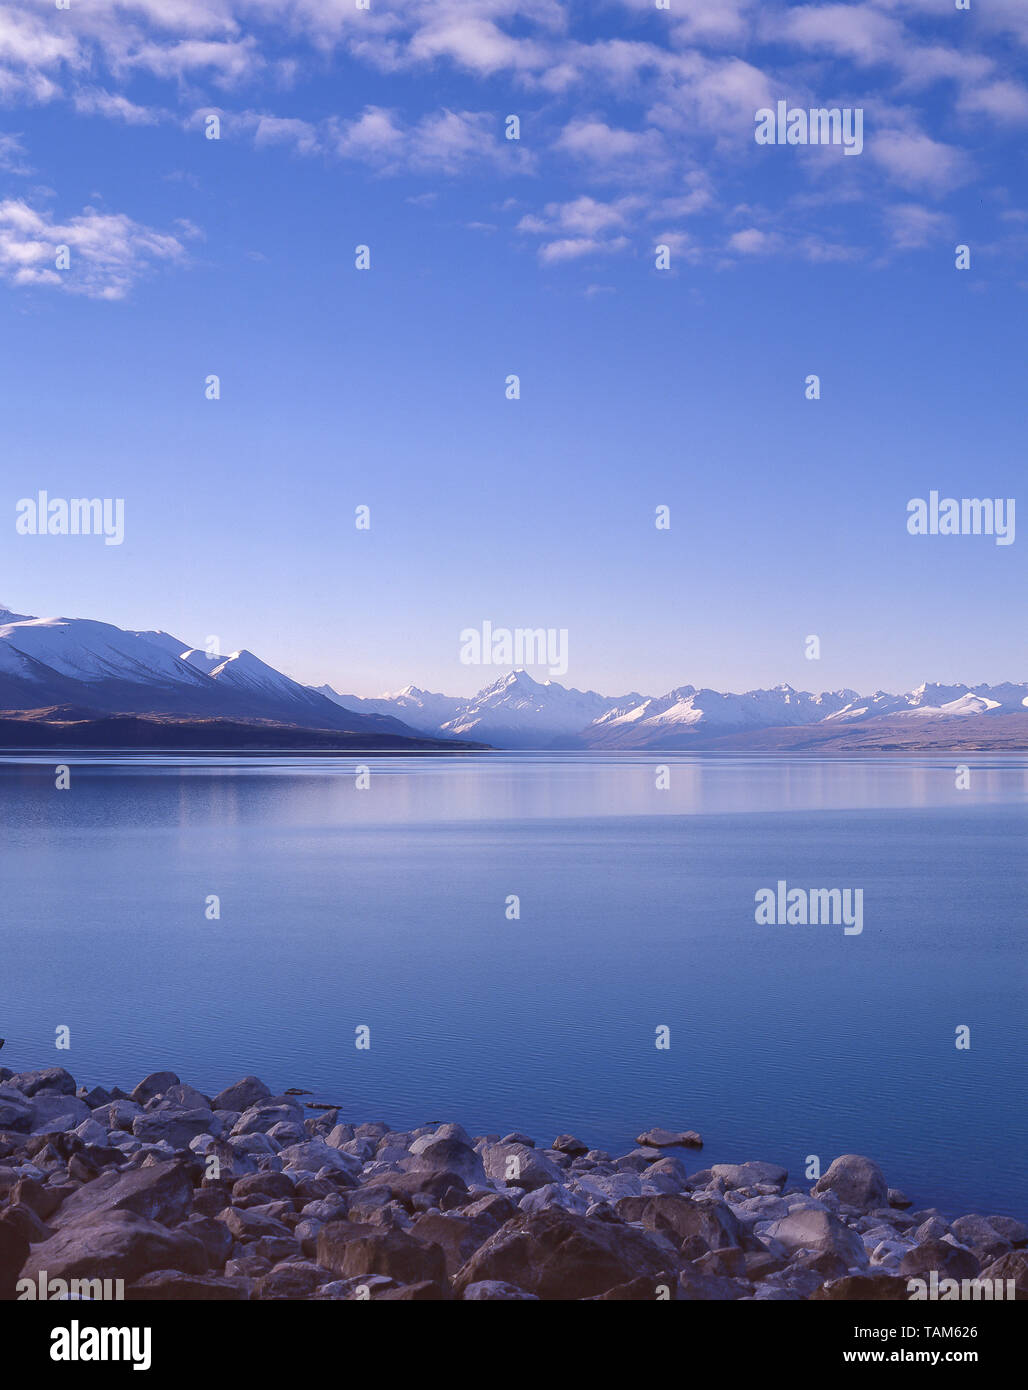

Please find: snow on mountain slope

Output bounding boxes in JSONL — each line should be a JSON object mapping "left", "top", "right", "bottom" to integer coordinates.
{"left": 327, "top": 671, "right": 1026, "bottom": 748}
{"left": 0, "top": 615, "right": 212, "bottom": 688}
{"left": 315, "top": 683, "right": 465, "bottom": 730}
{"left": 3, "top": 601, "right": 1023, "bottom": 748}
{"left": 179, "top": 648, "right": 224, "bottom": 673}
{"left": 129, "top": 629, "right": 194, "bottom": 659}
{"left": 581, "top": 684, "right": 862, "bottom": 748}
{"left": 439, "top": 671, "right": 631, "bottom": 744}
{"left": 208, "top": 649, "right": 327, "bottom": 705}
{"left": 0, "top": 609, "right": 427, "bottom": 737}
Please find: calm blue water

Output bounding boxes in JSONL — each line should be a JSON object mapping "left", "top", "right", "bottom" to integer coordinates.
{"left": 2, "top": 753, "right": 1025, "bottom": 1219}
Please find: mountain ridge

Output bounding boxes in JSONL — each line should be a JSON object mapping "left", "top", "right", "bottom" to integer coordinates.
{"left": 319, "top": 668, "right": 1028, "bottom": 750}
{"left": 2, "top": 607, "right": 1023, "bottom": 751}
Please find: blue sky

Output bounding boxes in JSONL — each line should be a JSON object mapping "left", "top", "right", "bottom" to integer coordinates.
{"left": 0, "top": 0, "right": 1025, "bottom": 697}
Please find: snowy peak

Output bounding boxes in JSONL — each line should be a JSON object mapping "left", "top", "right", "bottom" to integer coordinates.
{"left": 0, "top": 614, "right": 212, "bottom": 688}
{"left": 324, "top": 673, "right": 1028, "bottom": 748}
{"left": 0, "top": 608, "right": 431, "bottom": 740}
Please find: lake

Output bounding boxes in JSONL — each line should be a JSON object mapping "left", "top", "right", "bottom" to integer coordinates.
{"left": 2, "top": 752, "right": 1025, "bottom": 1219}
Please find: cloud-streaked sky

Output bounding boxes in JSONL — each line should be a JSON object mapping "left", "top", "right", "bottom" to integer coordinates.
{"left": 0, "top": 0, "right": 1024, "bottom": 696}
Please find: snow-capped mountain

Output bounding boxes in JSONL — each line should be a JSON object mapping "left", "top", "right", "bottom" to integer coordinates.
{"left": 315, "top": 668, "right": 1028, "bottom": 749}
{"left": 0, "top": 607, "right": 420, "bottom": 738}
{"left": 314, "top": 683, "right": 465, "bottom": 731}
{"left": 320, "top": 671, "right": 642, "bottom": 749}
{"left": 2, "top": 605, "right": 1024, "bottom": 749}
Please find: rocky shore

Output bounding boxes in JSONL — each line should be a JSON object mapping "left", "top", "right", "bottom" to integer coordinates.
{"left": 1, "top": 1065, "right": 1025, "bottom": 1301}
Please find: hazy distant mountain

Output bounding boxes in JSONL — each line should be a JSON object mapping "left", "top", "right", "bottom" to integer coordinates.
{"left": 314, "top": 682, "right": 466, "bottom": 731}
{"left": 318, "top": 669, "right": 1028, "bottom": 750}
{"left": 318, "top": 670, "right": 643, "bottom": 749}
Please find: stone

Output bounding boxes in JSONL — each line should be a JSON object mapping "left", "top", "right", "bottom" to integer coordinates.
{"left": 130, "top": 1072, "right": 181, "bottom": 1105}
{"left": 255, "top": 1234, "right": 302, "bottom": 1264}
{"left": 0, "top": 1087, "right": 33, "bottom": 1133}
{"left": 766, "top": 1208, "right": 868, "bottom": 1267}
{"left": 949, "top": 1215, "right": 1013, "bottom": 1263}
{"left": 183, "top": 1215, "right": 233, "bottom": 1268}
{"left": 453, "top": 1209, "right": 676, "bottom": 1301}
{"left": 695, "top": 1245, "right": 747, "bottom": 1278}
{"left": 978, "top": 1251, "right": 1028, "bottom": 1299}
{"left": 376, "top": 1280, "right": 450, "bottom": 1300}
{"left": 10, "top": 1177, "right": 63, "bottom": 1222}
{"left": 1, "top": 1218, "right": 30, "bottom": 1300}
{"left": 463, "top": 1192, "right": 519, "bottom": 1224}
{"left": 676, "top": 1265, "right": 751, "bottom": 1300}
{"left": 642, "top": 1156, "right": 691, "bottom": 1189}
{"left": 29, "top": 1093, "right": 92, "bottom": 1133}
{"left": 131, "top": 1108, "right": 215, "bottom": 1149}
{"left": 317, "top": 1221, "right": 447, "bottom": 1285}
{"left": 913, "top": 1216, "right": 949, "bottom": 1243}
{"left": 985, "top": 1216, "right": 1028, "bottom": 1247}
{"left": 212, "top": 1076, "right": 272, "bottom": 1112}
{"left": 232, "top": 1098, "right": 304, "bottom": 1136}
{"left": 232, "top": 1171, "right": 297, "bottom": 1204}
{"left": 462, "top": 1280, "right": 539, "bottom": 1300}
{"left": 812, "top": 1155, "right": 889, "bottom": 1211}
{"left": 256, "top": 1261, "right": 332, "bottom": 1299}
{"left": 51, "top": 1159, "right": 195, "bottom": 1230}
{"left": 6, "top": 1068, "right": 77, "bottom": 1098}
{"left": 91, "top": 1099, "right": 141, "bottom": 1132}
{"left": 811, "top": 1273, "right": 909, "bottom": 1300}
{"left": 551, "top": 1135, "right": 589, "bottom": 1157}
{"left": 1, "top": 1202, "right": 52, "bottom": 1245}
{"left": 410, "top": 1211, "right": 498, "bottom": 1276}
{"left": 520, "top": 1183, "right": 590, "bottom": 1216}
{"left": 636, "top": 1128, "right": 703, "bottom": 1149}
{"left": 127, "top": 1271, "right": 248, "bottom": 1299}
{"left": 19, "top": 1209, "right": 208, "bottom": 1284}
{"left": 225, "top": 1254, "right": 271, "bottom": 1279}
{"left": 407, "top": 1134, "right": 485, "bottom": 1186}
{"left": 899, "top": 1240, "right": 980, "bottom": 1281}
{"left": 710, "top": 1161, "right": 788, "bottom": 1191}
{"left": 482, "top": 1141, "right": 563, "bottom": 1192}
{"left": 220, "top": 1206, "right": 293, "bottom": 1242}
{"left": 279, "top": 1140, "right": 361, "bottom": 1180}
{"left": 626, "top": 1193, "right": 750, "bottom": 1254}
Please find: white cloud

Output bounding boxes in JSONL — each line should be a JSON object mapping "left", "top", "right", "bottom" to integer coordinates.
{"left": 0, "top": 197, "right": 194, "bottom": 299}
{"left": 727, "top": 227, "right": 777, "bottom": 255}
{"left": 871, "top": 128, "right": 970, "bottom": 191}
{"left": 884, "top": 202, "right": 952, "bottom": 250}
{"left": 73, "top": 89, "right": 162, "bottom": 124}
{"left": 330, "top": 105, "right": 519, "bottom": 176}
{"left": 538, "top": 234, "right": 629, "bottom": 264}
{"left": 0, "top": 130, "right": 29, "bottom": 173}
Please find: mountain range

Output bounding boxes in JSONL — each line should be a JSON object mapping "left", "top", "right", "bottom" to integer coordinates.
{"left": 322, "top": 670, "right": 1028, "bottom": 750}
{"left": 1, "top": 605, "right": 1024, "bottom": 751}
{"left": 0, "top": 605, "right": 464, "bottom": 748}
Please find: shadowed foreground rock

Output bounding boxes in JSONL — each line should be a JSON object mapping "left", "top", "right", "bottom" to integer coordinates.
{"left": 0, "top": 1067, "right": 1024, "bottom": 1302}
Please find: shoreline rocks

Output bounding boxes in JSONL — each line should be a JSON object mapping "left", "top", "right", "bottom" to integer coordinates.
{"left": 0, "top": 1067, "right": 1024, "bottom": 1301}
